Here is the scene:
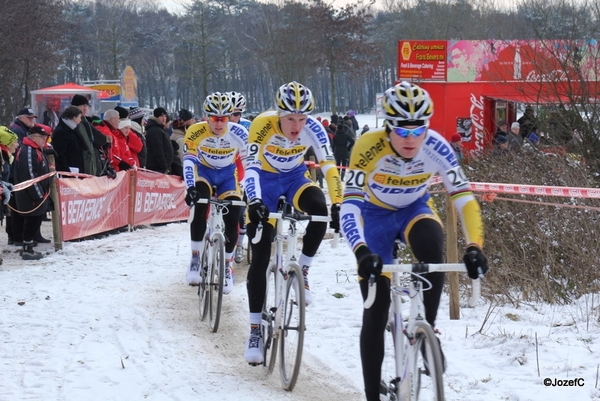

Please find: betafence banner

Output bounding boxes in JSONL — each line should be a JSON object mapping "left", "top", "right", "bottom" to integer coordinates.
{"left": 133, "top": 170, "right": 188, "bottom": 225}
{"left": 57, "top": 171, "right": 130, "bottom": 241}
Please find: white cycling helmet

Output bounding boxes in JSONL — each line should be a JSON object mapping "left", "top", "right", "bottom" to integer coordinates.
{"left": 382, "top": 81, "right": 433, "bottom": 129}
{"left": 275, "top": 81, "right": 315, "bottom": 115}
{"left": 227, "top": 91, "right": 247, "bottom": 112}
{"left": 203, "top": 92, "right": 234, "bottom": 116}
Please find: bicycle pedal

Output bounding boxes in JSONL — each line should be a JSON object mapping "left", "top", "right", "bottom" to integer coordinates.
{"left": 248, "top": 362, "right": 261, "bottom": 367}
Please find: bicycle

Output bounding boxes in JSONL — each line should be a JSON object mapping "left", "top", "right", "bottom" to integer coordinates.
{"left": 194, "top": 197, "right": 246, "bottom": 333}
{"left": 365, "top": 259, "right": 480, "bottom": 401}
{"left": 252, "top": 198, "right": 329, "bottom": 391}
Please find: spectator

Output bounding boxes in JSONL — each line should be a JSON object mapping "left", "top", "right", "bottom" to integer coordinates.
{"left": 0, "top": 126, "right": 18, "bottom": 246}
{"left": 128, "top": 107, "right": 146, "bottom": 128}
{"left": 518, "top": 106, "right": 538, "bottom": 139}
{"left": 179, "top": 108, "right": 195, "bottom": 129}
{"left": 494, "top": 122, "right": 510, "bottom": 143}
{"left": 115, "top": 119, "right": 142, "bottom": 170}
{"left": 95, "top": 110, "right": 124, "bottom": 171}
{"left": 42, "top": 99, "right": 60, "bottom": 130}
{"left": 346, "top": 109, "right": 359, "bottom": 132}
{"left": 13, "top": 125, "right": 53, "bottom": 260}
{"left": 130, "top": 121, "right": 146, "bottom": 168}
{"left": 491, "top": 135, "right": 510, "bottom": 156}
{"left": 360, "top": 124, "right": 370, "bottom": 136}
{"left": 332, "top": 123, "right": 355, "bottom": 180}
{"left": 70, "top": 94, "right": 111, "bottom": 177}
{"left": 304, "top": 146, "right": 324, "bottom": 188}
{"left": 129, "top": 107, "right": 147, "bottom": 168}
{"left": 10, "top": 107, "right": 37, "bottom": 145}
{"left": 343, "top": 115, "right": 357, "bottom": 139}
{"left": 170, "top": 118, "right": 186, "bottom": 165}
{"left": 507, "top": 122, "right": 523, "bottom": 153}
{"left": 145, "top": 107, "right": 173, "bottom": 174}
{"left": 114, "top": 106, "right": 129, "bottom": 120}
{"left": 450, "top": 133, "right": 463, "bottom": 160}
{"left": 52, "top": 106, "right": 86, "bottom": 174}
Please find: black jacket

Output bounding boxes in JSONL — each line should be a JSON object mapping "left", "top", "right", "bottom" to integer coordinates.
{"left": 145, "top": 118, "right": 174, "bottom": 174}
{"left": 52, "top": 119, "right": 88, "bottom": 174}
{"left": 14, "top": 137, "right": 51, "bottom": 217}
{"left": 332, "top": 128, "right": 355, "bottom": 160}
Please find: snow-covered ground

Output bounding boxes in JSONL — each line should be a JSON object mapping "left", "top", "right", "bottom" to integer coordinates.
{"left": 1, "top": 114, "right": 599, "bottom": 400}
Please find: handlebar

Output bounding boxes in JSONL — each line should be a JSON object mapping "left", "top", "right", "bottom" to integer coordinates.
{"left": 363, "top": 262, "right": 481, "bottom": 309}
{"left": 195, "top": 198, "right": 247, "bottom": 207}
{"left": 251, "top": 212, "right": 330, "bottom": 244}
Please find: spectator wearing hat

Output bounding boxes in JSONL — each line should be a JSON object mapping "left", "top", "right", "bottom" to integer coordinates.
{"left": 491, "top": 134, "right": 510, "bottom": 157}
{"left": 145, "top": 107, "right": 173, "bottom": 174}
{"left": 70, "top": 94, "right": 111, "bottom": 177}
{"left": 130, "top": 120, "right": 146, "bottom": 168}
{"left": 1, "top": 126, "right": 19, "bottom": 246}
{"left": 10, "top": 107, "right": 37, "bottom": 145}
{"left": 493, "top": 122, "right": 510, "bottom": 143}
{"left": 114, "top": 106, "right": 129, "bottom": 120}
{"left": 179, "top": 109, "right": 195, "bottom": 129}
{"left": 128, "top": 107, "right": 146, "bottom": 127}
{"left": 114, "top": 119, "right": 142, "bottom": 170}
{"left": 450, "top": 133, "right": 463, "bottom": 160}
{"left": 346, "top": 109, "right": 359, "bottom": 132}
{"left": 342, "top": 115, "right": 356, "bottom": 139}
{"left": 13, "top": 125, "right": 53, "bottom": 260}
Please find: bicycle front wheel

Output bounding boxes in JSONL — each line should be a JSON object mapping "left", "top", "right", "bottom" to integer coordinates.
{"left": 198, "top": 240, "right": 211, "bottom": 322}
{"left": 408, "top": 321, "right": 445, "bottom": 401}
{"left": 208, "top": 233, "right": 225, "bottom": 333}
{"left": 279, "top": 262, "right": 305, "bottom": 391}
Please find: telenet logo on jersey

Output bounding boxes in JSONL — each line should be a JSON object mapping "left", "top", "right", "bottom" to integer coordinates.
{"left": 200, "top": 146, "right": 234, "bottom": 157}
{"left": 265, "top": 145, "right": 304, "bottom": 157}
{"left": 372, "top": 173, "right": 430, "bottom": 187}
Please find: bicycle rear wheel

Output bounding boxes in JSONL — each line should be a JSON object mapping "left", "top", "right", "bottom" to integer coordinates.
{"left": 262, "top": 262, "right": 278, "bottom": 374}
{"left": 408, "top": 321, "right": 445, "bottom": 401}
{"left": 279, "top": 262, "right": 305, "bottom": 391}
{"left": 198, "top": 241, "right": 211, "bottom": 321}
{"left": 208, "top": 234, "right": 225, "bottom": 333}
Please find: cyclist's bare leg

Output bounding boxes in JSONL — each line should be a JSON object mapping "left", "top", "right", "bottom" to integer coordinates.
{"left": 359, "top": 277, "right": 391, "bottom": 401}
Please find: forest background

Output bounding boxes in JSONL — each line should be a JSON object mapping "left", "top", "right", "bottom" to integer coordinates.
{"left": 1, "top": 0, "right": 594, "bottom": 123}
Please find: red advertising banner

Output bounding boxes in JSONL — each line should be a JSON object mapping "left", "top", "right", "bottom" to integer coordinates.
{"left": 397, "top": 40, "right": 447, "bottom": 81}
{"left": 57, "top": 171, "right": 130, "bottom": 241}
{"left": 133, "top": 170, "right": 189, "bottom": 225}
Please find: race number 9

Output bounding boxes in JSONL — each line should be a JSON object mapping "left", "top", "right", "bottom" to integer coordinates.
{"left": 247, "top": 143, "right": 259, "bottom": 159}
{"left": 445, "top": 166, "right": 469, "bottom": 188}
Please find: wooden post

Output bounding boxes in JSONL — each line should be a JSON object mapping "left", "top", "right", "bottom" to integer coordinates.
{"left": 48, "top": 155, "right": 63, "bottom": 251}
{"left": 446, "top": 193, "right": 460, "bottom": 319}
{"left": 128, "top": 170, "right": 136, "bottom": 231}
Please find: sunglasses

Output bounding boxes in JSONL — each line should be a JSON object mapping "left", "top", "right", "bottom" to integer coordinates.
{"left": 208, "top": 115, "right": 229, "bottom": 123}
{"left": 231, "top": 112, "right": 242, "bottom": 117}
{"left": 392, "top": 125, "right": 428, "bottom": 138}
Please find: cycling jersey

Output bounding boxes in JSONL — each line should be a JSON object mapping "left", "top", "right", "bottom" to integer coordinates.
{"left": 182, "top": 121, "right": 248, "bottom": 189}
{"left": 244, "top": 110, "right": 343, "bottom": 205}
{"left": 340, "top": 128, "right": 484, "bottom": 253}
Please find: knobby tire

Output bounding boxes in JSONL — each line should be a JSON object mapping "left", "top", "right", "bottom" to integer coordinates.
{"left": 209, "top": 234, "right": 225, "bottom": 333}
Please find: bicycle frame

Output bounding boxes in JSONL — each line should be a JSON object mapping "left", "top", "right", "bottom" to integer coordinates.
{"left": 365, "top": 263, "right": 480, "bottom": 400}
{"left": 196, "top": 197, "right": 246, "bottom": 332}
{"left": 259, "top": 204, "right": 329, "bottom": 391}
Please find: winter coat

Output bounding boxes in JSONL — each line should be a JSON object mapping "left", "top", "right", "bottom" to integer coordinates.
{"left": 14, "top": 137, "right": 51, "bottom": 217}
{"left": 78, "top": 117, "right": 110, "bottom": 176}
{"left": 131, "top": 128, "right": 147, "bottom": 168}
{"left": 52, "top": 118, "right": 89, "bottom": 174}
{"left": 145, "top": 117, "right": 174, "bottom": 174}
{"left": 332, "top": 128, "right": 355, "bottom": 160}
{"left": 170, "top": 128, "right": 185, "bottom": 165}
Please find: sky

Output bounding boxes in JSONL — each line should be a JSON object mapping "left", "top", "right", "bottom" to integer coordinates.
{"left": 2, "top": 114, "right": 599, "bottom": 400}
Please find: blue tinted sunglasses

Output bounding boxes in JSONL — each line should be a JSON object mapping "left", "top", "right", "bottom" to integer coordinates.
{"left": 392, "top": 125, "right": 428, "bottom": 138}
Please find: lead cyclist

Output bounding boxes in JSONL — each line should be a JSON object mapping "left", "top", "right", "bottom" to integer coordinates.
{"left": 242, "top": 81, "right": 343, "bottom": 364}
{"left": 339, "top": 81, "right": 489, "bottom": 401}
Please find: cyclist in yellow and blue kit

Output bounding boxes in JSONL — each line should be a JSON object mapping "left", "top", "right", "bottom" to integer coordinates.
{"left": 243, "top": 81, "right": 343, "bottom": 364}
{"left": 339, "top": 81, "right": 489, "bottom": 401}
{"left": 183, "top": 92, "right": 248, "bottom": 294}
